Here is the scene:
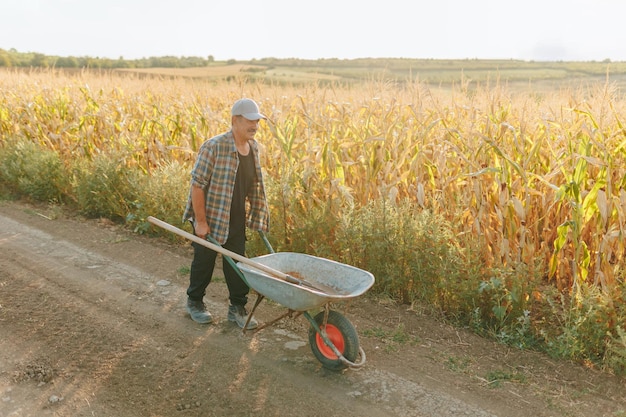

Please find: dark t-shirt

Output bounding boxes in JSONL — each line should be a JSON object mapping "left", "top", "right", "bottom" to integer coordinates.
{"left": 229, "top": 149, "right": 256, "bottom": 238}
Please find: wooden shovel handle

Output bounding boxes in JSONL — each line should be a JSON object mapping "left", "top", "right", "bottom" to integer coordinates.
{"left": 147, "top": 217, "right": 329, "bottom": 293}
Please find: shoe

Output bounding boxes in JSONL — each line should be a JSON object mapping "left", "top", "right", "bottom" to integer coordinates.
{"left": 227, "top": 304, "right": 258, "bottom": 329}
{"left": 186, "top": 299, "right": 212, "bottom": 324}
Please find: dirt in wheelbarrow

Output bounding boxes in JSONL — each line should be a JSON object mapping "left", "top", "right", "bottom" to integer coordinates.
{"left": 1, "top": 200, "right": 625, "bottom": 417}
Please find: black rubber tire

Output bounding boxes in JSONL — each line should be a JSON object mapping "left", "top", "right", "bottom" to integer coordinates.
{"left": 308, "top": 310, "right": 359, "bottom": 371}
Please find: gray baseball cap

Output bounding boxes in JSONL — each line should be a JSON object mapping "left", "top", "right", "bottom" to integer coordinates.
{"left": 231, "top": 98, "right": 266, "bottom": 120}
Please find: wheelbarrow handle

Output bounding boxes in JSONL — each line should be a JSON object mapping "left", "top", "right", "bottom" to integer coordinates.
{"left": 258, "top": 231, "right": 275, "bottom": 254}
{"left": 147, "top": 217, "right": 331, "bottom": 294}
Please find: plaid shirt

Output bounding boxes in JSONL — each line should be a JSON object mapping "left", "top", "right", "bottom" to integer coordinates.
{"left": 182, "top": 131, "right": 270, "bottom": 244}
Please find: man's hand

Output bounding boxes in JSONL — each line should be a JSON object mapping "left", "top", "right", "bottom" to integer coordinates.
{"left": 194, "top": 220, "right": 210, "bottom": 239}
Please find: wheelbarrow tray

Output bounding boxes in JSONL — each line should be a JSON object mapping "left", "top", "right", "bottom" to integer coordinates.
{"left": 237, "top": 252, "right": 375, "bottom": 311}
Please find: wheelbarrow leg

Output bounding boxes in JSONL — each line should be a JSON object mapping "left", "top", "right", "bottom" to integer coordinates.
{"left": 253, "top": 310, "right": 301, "bottom": 333}
{"left": 243, "top": 292, "right": 302, "bottom": 333}
{"left": 242, "top": 292, "right": 265, "bottom": 333}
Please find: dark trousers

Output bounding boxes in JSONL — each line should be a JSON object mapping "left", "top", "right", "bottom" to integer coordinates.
{"left": 186, "top": 230, "right": 249, "bottom": 306}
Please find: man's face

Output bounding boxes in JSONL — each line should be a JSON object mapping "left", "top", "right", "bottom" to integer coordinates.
{"left": 233, "top": 116, "right": 260, "bottom": 141}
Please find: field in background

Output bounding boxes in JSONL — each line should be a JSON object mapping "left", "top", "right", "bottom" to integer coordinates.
{"left": 1, "top": 64, "right": 626, "bottom": 374}
{"left": 113, "top": 58, "right": 626, "bottom": 92}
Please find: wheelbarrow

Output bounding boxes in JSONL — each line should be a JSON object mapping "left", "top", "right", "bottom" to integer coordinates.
{"left": 147, "top": 217, "right": 375, "bottom": 371}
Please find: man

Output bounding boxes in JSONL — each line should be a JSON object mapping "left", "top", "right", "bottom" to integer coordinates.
{"left": 182, "top": 98, "right": 270, "bottom": 329}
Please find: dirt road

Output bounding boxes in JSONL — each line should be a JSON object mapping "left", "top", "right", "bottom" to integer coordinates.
{"left": 1, "top": 200, "right": 625, "bottom": 417}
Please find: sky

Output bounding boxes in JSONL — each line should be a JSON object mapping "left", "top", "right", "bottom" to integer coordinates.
{"left": 2, "top": 0, "right": 626, "bottom": 62}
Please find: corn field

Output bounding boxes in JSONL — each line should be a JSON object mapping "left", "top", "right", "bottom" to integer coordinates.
{"left": 1, "top": 68, "right": 626, "bottom": 300}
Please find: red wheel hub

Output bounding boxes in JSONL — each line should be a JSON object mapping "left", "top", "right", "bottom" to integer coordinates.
{"left": 315, "top": 324, "right": 345, "bottom": 359}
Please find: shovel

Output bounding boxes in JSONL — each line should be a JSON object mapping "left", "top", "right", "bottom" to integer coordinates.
{"left": 147, "top": 216, "right": 335, "bottom": 295}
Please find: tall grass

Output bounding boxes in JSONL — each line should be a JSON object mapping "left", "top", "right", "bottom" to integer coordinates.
{"left": 1, "top": 68, "right": 625, "bottom": 375}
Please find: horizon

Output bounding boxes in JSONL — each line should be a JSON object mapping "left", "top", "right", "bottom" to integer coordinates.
{"left": 2, "top": 48, "right": 623, "bottom": 65}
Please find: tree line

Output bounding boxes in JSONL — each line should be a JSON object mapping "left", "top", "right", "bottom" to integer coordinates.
{"left": 0, "top": 48, "right": 216, "bottom": 69}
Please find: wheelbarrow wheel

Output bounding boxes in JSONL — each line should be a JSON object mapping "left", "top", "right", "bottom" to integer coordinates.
{"left": 308, "top": 310, "right": 359, "bottom": 371}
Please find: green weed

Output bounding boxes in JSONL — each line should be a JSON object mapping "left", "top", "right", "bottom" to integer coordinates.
{"left": 485, "top": 369, "right": 527, "bottom": 388}
{"left": 362, "top": 324, "right": 419, "bottom": 352}
{"left": 445, "top": 355, "right": 471, "bottom": 373}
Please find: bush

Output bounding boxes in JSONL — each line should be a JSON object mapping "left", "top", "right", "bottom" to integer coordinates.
{"left": 336, "top": 199, "right": 464, "bottom": 306}
{"left": 73, "top": 153, "right": 140, "bottom": 221}
{"left": 0, "top": 140, "right": 70, "bottom": 203}
{"left": 469, "top": 267, "right": 539, "bottom": 349}
{"left": 126, "top": 160, "right": 190, "bottom": 235}
{"left": 534, "top": 281, "right": 626, "bottom": 375}
{"left": 606, "top": 325, "right": 626, "bottom": 377}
